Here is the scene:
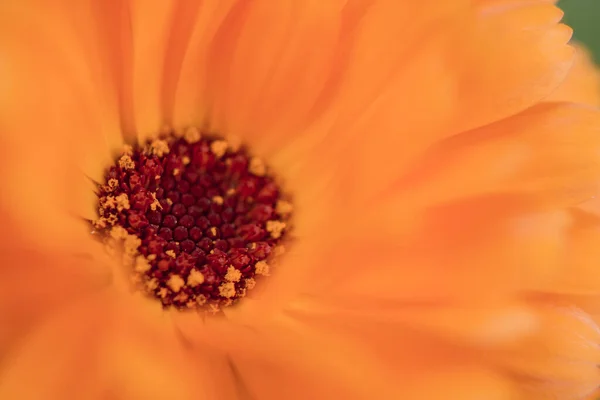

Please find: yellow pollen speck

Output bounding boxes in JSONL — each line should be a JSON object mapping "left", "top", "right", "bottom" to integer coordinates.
{"left": 123, "top": 144, "right": 133, "bottom": 155}
{"left": 184, "top": 126, "right": 201, "bottom": 143}
{"left": 174, "top": 292, "right": 189, "bottom": 303}
{"left": 245, "top": 278, "right": 256, "bottom": 290}
{"left": 208, "top": 303, "right": 221, "bottom": 314}
{"left": 225, "top": 266, "right": 242, "bottom": 282}
{"left": 248, "top": 157, "right": 266, "bottom": 176}
{"left": 255, "top": 260, "right": 270, "bottom": 276}
{"left": 212, "top": 196, "right": 224, "bottom": 205}
{"left": 115, "top": 193, "right": 130, "bottom": 211}
{"left": 276, "top": 200, "right": 293, "bottom": 216}
{"left": 110, "top": 226, "right": 128, "bottom": 240}
{"left": 238, "top": 287, "right": 247, "bottom": 298}
{"left": 145, "top": 278, "right": 159, "bottom": 291}
{"left": 182, "top": 156, "right": 191, "bottom": 165}
{"left": 150, "top": 139, "right": 170, "bottom": 157}
{"left": 210, "top": 227, "right": 218, "bottom": 237}
{"left": 124, "top": 235, "right": 142, "bottom": 257}
{"left": 219, "top": 282, "right": 236, "bottom": 298}
{"left": 134, "top": 256, "right": 151, "bottom": 273}
{"left": 187, "top": 269, "right": 205, "bottom": 287}
{"left": 106, "top": 178, "right": 119, "bottom": 192}
{"left": 173, "top": 168, "right": 180, "bottom": 176}
{"left": 93, "top": 218, "right": 107, "bottom": 229}
{"left": 226, "top": 188, "right": 236, "bottom": 196}
{"left": 196, "top": 294, "right": 207, "bottom": 306}
{"left": 165, "top": 250, "right": 176, "bottom": 259}
{"left": 158, "top": 288, "right": 168, "bottom": 298}
{"left": 148, "top": 254, "right": 157, "bottom": 261}
{"left": 102, "top": 196, "right": 117, "bottom": 209}
{"left": 166, "top": 198, "right": 173, "bottom": 206}
{"left": 119, "top": 154, "right": 135, "bottom": 170}
{"left": 150, "top": 193, "right": 162, "bottom": 211}
{"left": 266, "top": 220, "right": 286, "bottom": 239}
{"left": 210, "top": 140, "right": 228, "bottom": 158}
{"left": 106, "top": 215, "right": 118, "bottom": 225}
{"left": 167, "top": 274, "right": 185, "bottom": 293}
{"left": 186, "top": 300, "right": 196, "bottom": 308}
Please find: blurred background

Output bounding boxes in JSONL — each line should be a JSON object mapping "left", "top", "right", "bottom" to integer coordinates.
{"left": 559, "top": 0, "right": 600, "bottom": 63}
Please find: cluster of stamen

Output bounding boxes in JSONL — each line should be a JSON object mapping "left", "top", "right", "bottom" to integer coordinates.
{"left": 93, "top": 127, "right": 291, "bottom": 312}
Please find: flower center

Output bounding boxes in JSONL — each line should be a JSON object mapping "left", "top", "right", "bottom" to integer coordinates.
{"left": 92, "top": 127, "right": 291, "bottom": 312}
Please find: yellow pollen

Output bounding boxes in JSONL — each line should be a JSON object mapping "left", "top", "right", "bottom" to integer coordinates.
{"left": 124, "top": 235, "right": 141, "bottom": 257}
{"left": 106, "top": 178, "right": 119, "bottom": 192}
{"left": 275, "top": 200, "right": 293, "bottom": 216}
{"left": 150, "top": 193, "right": 162, "bottom": 211}
{"left": 248, "top": 157, "right": 266, "bottom": 176}
{"left": 93, "top": 218, "right": 108, "bottom": 229}
{"left": 158, "top": 288, "right": 169, "bottom": 298}
{"left": 208, "top": 304, "right": 221, "bottom": 314}
{"left": 149, "top": 139, "right": 170, "bottom": 157}
{"left": 166, "top": 198, "right": 173, "bottom": 206}
{"left": 209, "top": 227, "right": 218, "bottom": 237}
{"left": 102, "top": 196, "right": 117, "bottom": 209}
{"left": 184, "top": 126, "right": 201, "bottom": 143}
{"left": 118, "top": 154, "right": 135, "bottom": 170}
{"left": 218, "top": 282, "right": 236, "bottom": 298}
{"left": 225, "top": 266, "right": 242, "bottom": 282}
{"left": 115, "top": 193, "right": 130, "bottom": 211}
{"left": 174, "top": 292, "right": 189, "bottom": 303}
{"left": 106, "top": 215, "right": 118, "bottom": 225}
{"left": 245, "top": 278, "right": 256, "bottom": 290}
{"left": 134, "top": 256, "right": 152, "bottom": 273}
{"left": 266, "top": 220, "right": 286, "bottom": 239}
{"left": 173, "top": 168, "right": 181, "bottom": 176}
{"left": 165, "top": 250, "right": 176, "bottom": 259}
{"left": 145, "top": 278, "right": 159, "bottom": 291}
{"left": 182, "top": 156, "right": 191, "bottom": 165}
{"left": 187, "top": 269, "right": 205, "bottom": 287}
{"left": 210, "top": 140, "right": 228, "bottom": 158}
{"left": 212, "top": 195, "right": 224, "bottom": 205}
{"left": 196, "top": 294, "right": 207, "bottom": 306}
{"left": 167, "top": 274, "right": 185, "bottom": 293}
{"left": 110, "top": 226, "right": 128, "bottom": 240}
{"left": 186, "top": 300, "right": 196, "bottom": 308}
{"left": 147, "top": 254, "right": 157, "bottom": 261}
{"left": 255, "top": 260, "right": 270, "bottom": 276}
{"left": 226, "top": 188, "right": 236, "bottom": 196}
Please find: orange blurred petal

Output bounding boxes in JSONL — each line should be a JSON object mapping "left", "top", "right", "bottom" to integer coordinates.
{"left": 549, "top": 44, "right": 600, "bottom": 107}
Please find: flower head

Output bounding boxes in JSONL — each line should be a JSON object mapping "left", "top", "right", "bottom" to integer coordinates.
{"left": 1, "top": 1, "right": 600, "bottom": 399}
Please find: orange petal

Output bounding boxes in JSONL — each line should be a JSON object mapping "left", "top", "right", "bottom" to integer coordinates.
{"left": 278, "top": 2, "right": 575, "bottom": 207}
{"left": 548, "top": 44, "right": 600, "bottom": 107}
{"left": 0, "top": 249, "right": 109, "bottom": 357}
{"left": 491, "top": 306, "right": 600, "bottom": 400}
{"left": 0, "top": 291, "right": 235, "bottom": 399}
{"left": 452, "top": 1, "right": 573, "bottom": 132}
{"left": 374, "top": 102, "right": 600, "bottom": 224}
{"left": 0, "top": 1, "right": 126, "bottom": 248}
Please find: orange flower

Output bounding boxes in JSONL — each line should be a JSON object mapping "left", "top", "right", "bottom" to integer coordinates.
{"left": 1, "top": 1, "right": 600, "bottom": 399}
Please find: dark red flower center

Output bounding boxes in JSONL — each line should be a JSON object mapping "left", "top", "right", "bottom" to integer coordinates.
{"left": 93, "top": 127, "right": 291, "bottom": 312}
